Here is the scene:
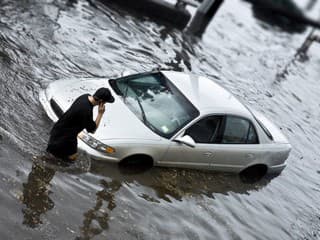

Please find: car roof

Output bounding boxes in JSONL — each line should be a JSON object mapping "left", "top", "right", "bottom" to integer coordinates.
{"left": 161, "top": 71, "right": 253, "bottom": 119}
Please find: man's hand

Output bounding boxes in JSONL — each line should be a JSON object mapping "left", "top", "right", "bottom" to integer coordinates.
{"left": 98, "top": 102, "right": 105, "bottom": 114}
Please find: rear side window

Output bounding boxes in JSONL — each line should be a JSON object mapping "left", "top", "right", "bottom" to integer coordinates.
{"left": 221, "top": 116, "right": 258, "bottom": 144}
{"left": 247, "top": 125, "right": 258, "bottom": 144}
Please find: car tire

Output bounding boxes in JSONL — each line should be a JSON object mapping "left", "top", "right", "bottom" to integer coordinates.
{"left": 239, "top": 164, "right": 268, "bottom": 183}
{"left": 118, "top": 155, "right": 153, "bottom": 174}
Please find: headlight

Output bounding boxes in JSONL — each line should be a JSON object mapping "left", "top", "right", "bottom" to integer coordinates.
{"left": 78, "top": 132, "right": 115, "bottom": 154}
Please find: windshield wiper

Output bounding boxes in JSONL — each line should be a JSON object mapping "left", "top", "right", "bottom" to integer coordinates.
{"left": 121, "top": 79, "right": 147, "bottom": 123}
{"left": 135, "top": 96, "right": 157, "bottom": 132}
{"left": 135, "top": 96, "right": 147, "bottom": 123}
{"left": 123, "top": 78, "right": 130, "bottom": 103}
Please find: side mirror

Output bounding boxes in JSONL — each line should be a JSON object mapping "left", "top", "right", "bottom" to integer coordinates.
{"left": 173, "top": 135, "right": 196, "bottom": 148}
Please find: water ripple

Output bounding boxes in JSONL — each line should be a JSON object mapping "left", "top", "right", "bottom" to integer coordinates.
{"left": 0, "top": 0, "right": 320, "bottom": 239}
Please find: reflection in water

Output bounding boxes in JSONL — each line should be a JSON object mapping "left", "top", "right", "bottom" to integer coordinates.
{"left": 77, "top": 179, "right": 121, "bottom": 240}
{"left": 148, "top": 168, "right": 276, "bottom": 201}
{"left": 305, "top": 0, "right": 317, "bottom": 11}
{"left": 20, "top": 153, "right": 91, "bottom": 229}
{"left": 75, "top": 161, "right": 275, "bottom": 238}
{"left": 158, "top": 26, "right": 194, "bottom": 71}
{"left": 91, "top": 161, "right": 274, "bottom": 202}
{"left": 21, "top": 161, "right": 56, "bottom": 228}
{"left": 276, "top": 28, "right": 319, "bottom": 80}
{"left": 165, "top": 34, "right": 194, "bottom": 71}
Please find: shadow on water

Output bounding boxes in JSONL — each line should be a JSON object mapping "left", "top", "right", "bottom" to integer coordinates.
{"left": 246, "top": 0, "right": 307, "bottom": 33}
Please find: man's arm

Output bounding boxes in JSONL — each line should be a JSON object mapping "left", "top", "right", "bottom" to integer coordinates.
{"left": 84, "top": 102, "right": 105, "bottom": 134}
{"left": 93, "top": 102, "right": 105, "bottom": 133}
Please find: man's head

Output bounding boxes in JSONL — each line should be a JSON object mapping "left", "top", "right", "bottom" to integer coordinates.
{"left": 93, "top": 88, "right": 115, "bottom": 104}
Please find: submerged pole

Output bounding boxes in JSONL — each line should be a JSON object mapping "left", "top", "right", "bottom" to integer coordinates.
{"left": 186, "top": 0, "right": 224, "bottom": 36}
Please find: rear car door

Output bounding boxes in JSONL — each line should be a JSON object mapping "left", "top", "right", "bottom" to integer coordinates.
{"left": 206, "top": 115, "right": 263, "bottom": 172}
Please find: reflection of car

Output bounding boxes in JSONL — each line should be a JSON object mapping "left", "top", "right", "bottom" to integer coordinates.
{"left": 39, "top": 71, "right": 291, "bottom": 174}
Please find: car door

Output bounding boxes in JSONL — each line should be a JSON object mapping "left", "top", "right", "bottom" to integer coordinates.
{"left": 162, "top": 115, "right": 262, "bottom": 171}
{"left": 161, "top": 115, "right": 224, "bottom": 169}
{"left": 205, "top": 115, "right": 262, "bottom": 172}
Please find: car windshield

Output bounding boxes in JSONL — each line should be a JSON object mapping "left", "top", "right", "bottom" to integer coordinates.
{"left": 110, "top": 72, "right": 199, "bottom": 138}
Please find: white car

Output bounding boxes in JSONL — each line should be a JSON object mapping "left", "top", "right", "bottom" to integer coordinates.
{"left": 39, "top": 71, "right": 291, "bottom": 175}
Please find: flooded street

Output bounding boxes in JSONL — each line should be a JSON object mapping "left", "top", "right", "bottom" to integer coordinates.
{"left": 0, "top": 0, "right": 320, "bottom": 239}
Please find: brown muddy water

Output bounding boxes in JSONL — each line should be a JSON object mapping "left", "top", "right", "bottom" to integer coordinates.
{"left": 0, "top": 0, "right": 320, "bottom": 239}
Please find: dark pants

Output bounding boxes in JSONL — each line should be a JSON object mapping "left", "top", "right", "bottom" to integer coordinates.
{"left": 47, "top": 135, "right": 77, "bottom": 160}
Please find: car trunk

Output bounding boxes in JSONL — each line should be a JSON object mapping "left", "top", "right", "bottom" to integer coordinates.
{"left": 251, "top": 109, "right": 290, "bottom": 144}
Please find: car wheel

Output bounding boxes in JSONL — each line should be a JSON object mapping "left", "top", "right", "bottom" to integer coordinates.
{"left": 118, "top": 155, "right": 153, "bottom": 174}
{"left": 239, "top": 164, "right": 268, "bottom": 183}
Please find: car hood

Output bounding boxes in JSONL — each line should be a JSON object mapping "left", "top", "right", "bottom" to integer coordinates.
{"left": 45, "top": 78, "right": 162, "bottom": 141}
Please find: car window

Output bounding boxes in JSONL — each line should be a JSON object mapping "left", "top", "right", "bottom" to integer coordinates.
{"left": 110, "top": 73, "right": 199, "bottom": 139}
{"left": 247, "top": 125, "right": 258, "bottom": 144}
{"left": 221, "top": 116, "right": 258, "bottom": 144}
{"left": 184, "top": 116, "right": 223, "bottom": 144}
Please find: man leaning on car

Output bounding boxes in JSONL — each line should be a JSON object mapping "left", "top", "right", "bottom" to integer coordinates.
{"left": 46, "top": 88, "right": 115, "bottom": 162}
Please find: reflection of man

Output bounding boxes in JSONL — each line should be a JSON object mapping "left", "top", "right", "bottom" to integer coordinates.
{"left": 22, "top": 163, "right": 55, "bottom": 228}
{"left": 78, "top": 179, "right": 121, "bottom": 239}
{"left": 47, "top": 88, "right": 114, "bottom": 162}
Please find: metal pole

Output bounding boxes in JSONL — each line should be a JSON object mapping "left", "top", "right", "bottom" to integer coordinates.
{"left": 296, "top": 29, "right": 317, "bottom": 57}
{"left": 186, "top": 0, "right": 224, "bottom": 36}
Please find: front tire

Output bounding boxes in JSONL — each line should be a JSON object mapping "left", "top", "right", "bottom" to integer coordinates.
{"left": 118, "top": 155, "right": 153, "bottom": 174}
{"left": 239, "top": 164, "right": 268, "bottom": 183}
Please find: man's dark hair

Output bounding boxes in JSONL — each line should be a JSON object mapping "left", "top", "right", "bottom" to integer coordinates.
{"left": 93, "top": 88, "right": 115, "bottom": 103}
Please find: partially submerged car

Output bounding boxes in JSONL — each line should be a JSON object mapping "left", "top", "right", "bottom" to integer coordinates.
{"left": 39, "top": 71, "right": 291, "bottom": 175}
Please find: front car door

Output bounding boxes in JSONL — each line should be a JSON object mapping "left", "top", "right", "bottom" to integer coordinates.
{"left": 162, "top": 115, "right": 263, "bottom": 172}
{"left": 161, "top": 115, "right": 223, "bottom": 169}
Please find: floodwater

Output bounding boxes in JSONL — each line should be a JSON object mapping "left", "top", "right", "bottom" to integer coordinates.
{"left": 0, "top": 0, "right": 320, "bottom": 239}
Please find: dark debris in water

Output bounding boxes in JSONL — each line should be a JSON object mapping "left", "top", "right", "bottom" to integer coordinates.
{"left": 265, "top": 91, "right": 274, "bottom": 98}
{"left": 0, "top": 50, "right": 11, "bottom": 63}
{"left": 292, "top": 93, "right": 302, "bottom": 103}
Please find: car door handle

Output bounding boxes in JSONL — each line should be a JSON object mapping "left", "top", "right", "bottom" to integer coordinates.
{"left": 204, "top": 152, "right": 213, "bottom": 157}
